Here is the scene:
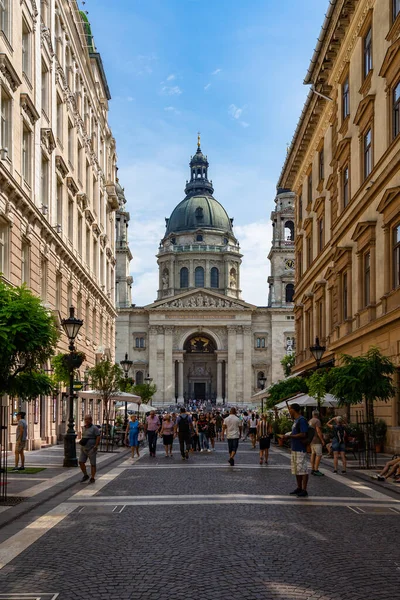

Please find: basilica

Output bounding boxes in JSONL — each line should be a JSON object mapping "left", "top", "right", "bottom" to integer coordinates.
{"left": 115, "top": 141, "right": 295, "bottom": 405}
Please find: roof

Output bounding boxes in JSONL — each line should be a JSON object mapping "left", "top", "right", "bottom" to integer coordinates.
{"left": 165, "top": 195, "right": 233, "bottom": 235}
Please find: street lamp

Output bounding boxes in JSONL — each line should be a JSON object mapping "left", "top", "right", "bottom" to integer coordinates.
{"left": 61, "top": 306, "right": 83, "bottom": 468}
{"left": 144, "top": 374, "right": 153, "bottom": 385}
{"left": 120, "top": 352, "right": 133, "bottom": 428}
{"left": 258, "top": 375, "right": 267, "bottom": 413}
{"left": 309, "top": 337, "right": 326, "bottom": 368}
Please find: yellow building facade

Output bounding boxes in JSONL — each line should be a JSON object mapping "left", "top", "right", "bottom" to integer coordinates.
{"left": 278, "top": 0, "right": 400, "bottom": 450}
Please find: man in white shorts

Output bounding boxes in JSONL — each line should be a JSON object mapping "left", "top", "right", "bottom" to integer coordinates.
{"left": 287, "top": 403, "right": 309, "bottom": 498}
{"left": 309, "top": 410, "right": 325, "bottom": 476}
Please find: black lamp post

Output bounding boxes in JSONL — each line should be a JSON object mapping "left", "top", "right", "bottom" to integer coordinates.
{"left": 120, "top": 353, "right": 133, "bottom": 428}
{"left": 61, "top": 306, "right": 83, "bottom": 468}
{"left": 258, "top": 375, "right": 267, "bottom": 413}
{"left": 309, "top": 337, "right": 326, "bottom": 368}
{"left": 144, "top": 374, "right": 153, "bottom": 386}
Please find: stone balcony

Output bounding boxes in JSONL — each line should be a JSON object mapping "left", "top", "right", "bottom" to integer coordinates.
{"left": 158, "top": 243, "right": 241, "bottom": 255}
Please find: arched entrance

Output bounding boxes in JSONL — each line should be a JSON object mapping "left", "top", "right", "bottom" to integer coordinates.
{"left": 182, "top": 334, "right": 217, "bottom": 401}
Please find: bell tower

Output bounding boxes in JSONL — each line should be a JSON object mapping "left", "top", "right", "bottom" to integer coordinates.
{"left": 268, "top": 188, "right": 295, "bottom": 308}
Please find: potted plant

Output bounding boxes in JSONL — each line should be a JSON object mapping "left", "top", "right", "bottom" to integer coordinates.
{"left": 61, "top": 351, "right": 86, "bottom": 372}
{"left": 276, "top": 414, "right": 292, "bottom": 446}
{"left": 374, "top": 419, "right": 387, "bottom": 453}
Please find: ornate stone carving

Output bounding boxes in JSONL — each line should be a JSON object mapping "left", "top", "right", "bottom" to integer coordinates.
{"left": 41, "top": 128, "right": 56, "bottom": 154}
{"left": 158, "top": 293, "right": 245, "bottom": 310}
{"left": 40, "top": 23, "right": 55, "bottom": 57}
{"left": 0, "top": 53, "right": 22, "bottom": 92}
{"left": 20, "top": 93, "right": 40, "bottom": 125}
{"left": 55, "top": 155, "right": 69, "bottom": 178}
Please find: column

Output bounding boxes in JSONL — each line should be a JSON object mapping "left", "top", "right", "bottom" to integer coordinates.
{"left": 370, "top": 241, "right": 376, "bottom": 305}
{"left": 227, "top": 326, "right": 237, "bottom": 403}
{"left": 205, "top": 259, "right": 210, "bottom": 288}
{"left": 383, "top": 226, "right": 390, "bottom": 295}
{"left": 177, "top": 359, "right": 184, "bottom": 403}
{"left": 170, "top": 256, "right": 175, "bottom": 294}
{"left": 216, "top": 360, "right": 223, "bottom": 404}
{"left": 164, "top": 326, "right": 174, "bottom": 403}
{"left": 189, "top": 258, "right": 194, "bottom": 288}
{"left": 148, "top": 326, "right": 158, "bottom": 403}
{"left": 242, "top": 326, "right": 252, "bottom": 404}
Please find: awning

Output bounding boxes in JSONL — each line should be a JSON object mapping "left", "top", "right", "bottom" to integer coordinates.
{"left": 274, "top": 392, "right": 339, "bottom": 410}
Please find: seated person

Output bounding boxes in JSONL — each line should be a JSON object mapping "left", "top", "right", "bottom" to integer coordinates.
{"left": 375, "top": 456, "right": 400, "bottom": 481}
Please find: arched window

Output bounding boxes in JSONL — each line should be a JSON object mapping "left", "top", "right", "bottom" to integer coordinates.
{"left": 256, "top": 337, "right": 266, "bottom": 348}
{"left": 180, "top": 267, "right": 188, "bottom": 288}
{"left": 285, "top": 283, "right": 295, "bottom": 302}
{"left": 195, "top": 207, "right": 203, "bottom": 220}
{"left": 196, "top": 234, "right": 203, "bottom": 242}
{"left": 284, "top": 221, "right": 295, "bottom": 241}
{"left": 135, "top": 371, "right": 143, "bottom": 385}
{"left": 210, "top": 267, "right": 219, "bottom": 288}
{"left": 195, "top": 266, "right": 204, "bottom": 287}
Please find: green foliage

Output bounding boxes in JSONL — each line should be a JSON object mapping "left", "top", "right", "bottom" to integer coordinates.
{"left": 276, "top": 414, "right": 293, "bottom": 434}
{"left": 88, "top": 360, "right": 123, "bottom": 404}
{"left": 132, "top": 382, "right": 157, "bottom": 403}
{"left": 281, "top": 354, "right": 295, "bottom": 377}
{"left": 0, "top": 281, "right": 60, "bottom": 398}
{"left": 374, "top": 419, "right": 388, "bottom": 442}
{"left": 51, "top": 351, "right": 86, "bottom": 385}
{"left": 119, "top": 376, "right": 135, "bottom": 393}
{"left": 329, "top": 347, "right": 396, "bottom": 422}
{"left": 266, "top": 377, "right": 308, "bottom": 408}
{"left": 307, "top": 370, "right": 328, "bottom": 409}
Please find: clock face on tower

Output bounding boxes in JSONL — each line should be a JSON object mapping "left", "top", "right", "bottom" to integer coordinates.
{"left": 284, "top": 258, "right": 295, "bottom": 270}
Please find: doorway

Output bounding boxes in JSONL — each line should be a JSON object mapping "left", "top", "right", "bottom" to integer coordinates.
{"left": 194, "top": 382, "right": 206, "bottom": 400}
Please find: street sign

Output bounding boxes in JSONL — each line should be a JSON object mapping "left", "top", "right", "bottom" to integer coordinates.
{"left": 73, "top": 381, "right": 83, "bottom": 391}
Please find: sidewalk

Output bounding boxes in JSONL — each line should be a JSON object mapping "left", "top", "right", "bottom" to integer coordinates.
{"left": 0, "top": 443, "right": 129, "bottom": 529}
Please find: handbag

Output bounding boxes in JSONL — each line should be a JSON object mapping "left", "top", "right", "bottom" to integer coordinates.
{"left": 138, "top": 431, "right": 145, "bottom": 442}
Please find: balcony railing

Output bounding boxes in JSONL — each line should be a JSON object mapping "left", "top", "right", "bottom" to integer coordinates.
{"left": 158, "top": 243, "right": 240, "bottom": 254}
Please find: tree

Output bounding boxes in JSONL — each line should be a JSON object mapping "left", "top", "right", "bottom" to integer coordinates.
{"left": 0, "top": 281, "right": 60, "bottom": 400}
{"left": 266, "top": 377, "right": 308, "bottom": 408}
{"left": 88, "top": 359, "right": 124, "bottom": 422}
{"left": 281, "top": 354, "right": 296, "bottom": 377}
{"left": 132, "top": 382, "right": 157, "bottom": 404}
{"left": 307, "top": 370, "right": 328, "bottom": 411}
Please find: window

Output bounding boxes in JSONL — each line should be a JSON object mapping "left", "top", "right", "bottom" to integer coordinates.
{"left": 68, "top": 200, "right": 73, "bottom": 242}
{"left": 56, "top": 181, "right": 63, "bottom": 227}
{"left": 0, "top": 219, "right": 9, "bottom": 276}
{"left": 364, "top": 252, "right": 370, "bottom": 307}
{"left": 22, "top": 126, "right": 31, "bottom": 184}
{"left": 343, "top": 165, "right": 349, "bottom": 208}
{"left": 92, "top": 309, "right": 96, "bottom": 340}
{"left": 1, "top": 88, "right": 11, "bottom": 154}
{"left": 394, "top": 0, "right": 400, "bottom": 21}
{"left": 393, "top": 80, "right": 400, "bottom": 139}
{"left": 22, "top": 20, "right": 32, "bottom": 79}
{"left": 393, "top": 225, "right": 400, "bottom": 288}
{"left": 77, "top": 214, "right": 83, "bottom": 256}
{"left": 284, "top": 221, "right": 294, "bottom": 241}
{"left": 364, "top": 128, "right": 372, "bottom": 179}
{"left": 56, "top": 274, "right": 62, "bottom": 311}
{"left": 256, "top": 337, "right": 265, "bottom": 349}
{"left": 342, "top": 272, "right": 348, "bottom": 321}
{"left": 363, "top": 27, "right": 372, "bottom": 79}
{"left": 77, "top": 292, "right": 82, "bottom": 318}
{"left": 306, "top": 235, "right": 312, "bottom": 268}
{"left": 210, "top": 267, "right": 219, "bottom": 288}
{"left": 93, "top": 239, "right": 98, "bottom": 278}
{"left": 318, "top": 217, "right": 324, "bottom": 252}
{"left": 21, "top": 240, "right": 29, "bottom": 284}
{"left": 136, "top": 371, "right": 144, "bottom": 385}
{"left": 99, "top": 314, "right": 103, "bottom": 344}
{"left": 0, "top": 0, "right": 10, "bottom": 39}
{"left": 195, "top": 266, "right": 204, "bottom": 287}
{"left": 67, "top": 283, "right": 72, "bottom": 308}
{"left": 180, "top": 267, "right": 188, "bottom": 288}
{"left": 41, "top": 63, "right": 49, "bottom": 116}
{"left": 41, "top": 258, "right": 47, "bottom": 300}
{"left": 68, "top": 120, "right": 74, "bottom": 166}
{"left": 285, "top": 283, "right": 295, "bottom": 303}
{"left": 85, "top": 301, "right": 90, "bottom": 337}
{"left": 78, "top": 142, "right": 83, "bottom": 182}
{"left": 318, "top": 147, "right": 324, "bottom": 182}
{"left": 86, "top": 226, "right": 91, "bottom": 266}
{"left": 86, "top": 161, "right": 90, "bottom": 199}
{"left": 196, "top": 234, "right": 203, "bottom": 242}
{"left": 56, "top": 96, "right": 63, "bottom": 144}
{"left": 41, "top": 156, "right": 49, "bottom": 209}
{"left": 41, "top": 0, "right": 49, "bottom": 26}
{"left": 307, "top": 172, "right": 312, "bottom": 205}
{"left": 135, "top": 337, "right": 145, "bottom": 349}
{"left": 342, "top": 77, "right": 350, "bottom": 120}
{"left": 298, "top": 194, "right": 302, "bottom": 222}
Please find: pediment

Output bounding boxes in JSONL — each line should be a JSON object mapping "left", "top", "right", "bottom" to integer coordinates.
{"left": 333, "top": 137, "right": 351, "bottom": 162}
{"left": 379, "top": 39, "right": 400, "bottom": 82}
{"left": 377, "top": 186, "right": 400, "bottom": 214}
{"left": 351, "top": 221, "right": 376, "bottom": 242}
{"left": 146, "top": 289, "right": 256, "bottom": 311}
{"left": 353, "top": 94, "right": 375, "bottom": 127}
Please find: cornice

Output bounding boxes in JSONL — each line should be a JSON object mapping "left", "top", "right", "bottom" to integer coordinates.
{"left": 0, "top": 53, "right": 22, "bottom": 92}
{"left": 20, "top": 93, "right": 40, "bottom": 125}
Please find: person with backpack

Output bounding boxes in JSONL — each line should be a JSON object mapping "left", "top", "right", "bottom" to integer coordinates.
{"left": 248, "top": 413, "right": 258, "bottom": 449}
{"left": 287, "top": 403, "right": 312, "bottom": 497}
{"left": 327, "top": 416, "right": 347, "bottom": 474}
{"left": 197, "top": 413, "right": 210, "bottom": 452}
{"left": 257, "top": 414, "right": 273, "bottom": 465}
{"left": 174, "top": 407, "right": 193, "bottom": 460}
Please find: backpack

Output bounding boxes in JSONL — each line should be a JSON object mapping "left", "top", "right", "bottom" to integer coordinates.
{"left": 296, "top": 418, "right": 315, "bottom": 446}
{"left": 178, "top": 415, "right": 190, "bottom": 434}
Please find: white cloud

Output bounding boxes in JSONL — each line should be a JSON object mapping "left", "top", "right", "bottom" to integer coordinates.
{"left": 228, "top": 104, "right": 243, "bottom": 119}
{"left": 240, "top": 121, "right": 249, "bottom": 128}
{"left": 160, "top": 85, "right": 182, "bottom": 96}
{"left": 204, "top": 83, "right": 211, "bottom": 91}
{"left": 164, "top": 106, "right": 181, "bottom": 115}
{"left": 124, "top": 53, "right": 157, "bottom": 76}
{"left": 166, "top": 74, "right": 176, "bottom": 81}
{"left": 212, "top": 68, "right": 222, "bottom": 75}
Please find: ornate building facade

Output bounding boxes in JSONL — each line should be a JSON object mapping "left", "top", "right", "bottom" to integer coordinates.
{"left": 0, "top": 1, "right": 118, "bottom": 448}
{"left": 278, "top": 0, "right": 400, "bottom": 449}
{"left": 116, "top": 141, "right": 295, "bottom": 405}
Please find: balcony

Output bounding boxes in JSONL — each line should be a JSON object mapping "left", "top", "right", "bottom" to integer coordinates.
{"left": 158, "top": 243, "right": 241, "bottom": 255}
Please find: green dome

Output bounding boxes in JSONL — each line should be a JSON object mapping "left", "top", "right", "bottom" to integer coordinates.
{"left": 166, "top": 195, "right": 233, "bottom": 235}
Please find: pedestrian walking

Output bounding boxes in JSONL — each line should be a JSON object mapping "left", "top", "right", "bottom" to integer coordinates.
{"left": 207, "top": 413, "right": 216, "bottom": 450}
{"left": 145, "top": 410, "right": 160, "bottom": 457}
{"left": 12, "top": 411, "right": 28, "bottom": 471}
{"left": 79, "top": 415, "right": 101, "bottom": 483}
{"left": 175, "top": 407, "right": 193, "bottom": 460}
{"left": 249, "top": 413, "right": 258, "bottom": 448}
{"left": 309, "top": 410, "right": 325, "bottom": 476}
{"left": 223, "top": 407, "right": 242, "bottom": 466}
{"left": 215, "top": 411, "right": 223, "bottom": 441}
{"left": 287, "top": 403, "right": 309, "bottom": 497}
{"left": 327, "top": 416, "right": 347, "bottom": 474}
{"left": 191, "top": 414, "right": 201, "bottom": 452}
{"left": 161, "top": 414, "right": 174, "bottom": 457}
{"left": 257, "top": 414, "right": 272, "bottom": 465}
{"left": 198, "top": 413, "right": 210, "bottom": 452}
{"left": 125, "top": 414, "right": 141, "bottom": 458}
{"left": 242, "top": 411, "right": 250, "bottom": 441}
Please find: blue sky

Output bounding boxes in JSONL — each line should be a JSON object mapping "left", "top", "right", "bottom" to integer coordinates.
{"left": 81, "top": 0, "right": 327, "bottom": 305}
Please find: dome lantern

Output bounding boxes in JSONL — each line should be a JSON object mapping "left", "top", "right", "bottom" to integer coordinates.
{"left": 185, "top": 134, "right": 214, "bottom": 198}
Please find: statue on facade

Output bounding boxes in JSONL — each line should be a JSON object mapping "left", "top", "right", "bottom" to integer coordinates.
{"left": 162, "top": 269, "right": 169, "bottom": 290}
{"left": 230, "top": 268, "right": 237, "bottom": 288}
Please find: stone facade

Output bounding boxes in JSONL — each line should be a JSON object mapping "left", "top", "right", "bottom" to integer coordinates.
{"left": 278, "top": 0, "right": 400, "bottom": 450}
{"left": 116, "top": 145, "right": 295, "bottom": 405}
{"left": 0, "top": 0, "right": 118, "bottom": 448}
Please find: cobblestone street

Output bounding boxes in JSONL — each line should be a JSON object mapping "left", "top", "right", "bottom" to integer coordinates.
{"left": 0, "top": 441, "right": 399, "bottom": 600}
